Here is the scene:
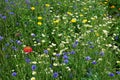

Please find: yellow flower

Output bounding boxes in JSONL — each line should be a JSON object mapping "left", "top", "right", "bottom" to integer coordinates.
{"left": 117, "top": 61, "right": 120, "bottom": 64}
{"left": 38, "top": 16, "right": 42, "bottom": 20}
{"left": 104, "top": 2, "right": 108, "bottom": 4}
{"left": 111, "top": 5, "right": 115, "bottom": 8}
{"left": 31, "top": 7, "right": 35, "bottom": 10}
{"left": 70, "top": 18, "right": 76, "bottom": 23}
{"left": 91, "top": 17, "right": 95, "bottom": 20}
{"left": 45, "top": 4, "right": 50, "bottom": 7}
{"left": 104, "top": 14, "right": 107, "bottom": 17}
{"left": 95, "top": 33, "right": 99, "bottom": 37}
{"left": 80, "top": 14, "right": 83, "bottom": 17}
{"left": 31, "top": 77, "right": 35, "bottom": 80}
{"left": 37, "top": 22, "right": 42, "bottom": 25}
{"left": 82, "top": 19, "right": 87, "bottom": 23}
{"left": 53, "top": 20, "right": 60, "bottom": 24}
{"left": 67, "top": 12, "right": 72, "bottom": 15}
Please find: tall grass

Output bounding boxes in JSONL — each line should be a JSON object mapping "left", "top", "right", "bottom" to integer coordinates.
{"left": 0, "top": 0, "right": 120, "bottom": 80}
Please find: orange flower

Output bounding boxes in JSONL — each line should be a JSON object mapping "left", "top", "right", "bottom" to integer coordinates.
{"left": 118, "top": 8, "right": 120, "bottom": 10}
{"left": 24, "top": 46, "right": 32, "bottom": 54}
{"left": 111, "top": 5, "right": 115, "bottom": 9}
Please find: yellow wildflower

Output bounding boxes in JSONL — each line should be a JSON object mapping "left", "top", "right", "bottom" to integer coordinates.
{"left": 104, "top": 14, "right": 107, "bottom": 17}
{"left": 45, "top": 4, "right": 50, "bottom": 7}
{"left": 111, "top": 5, "right": 115, "bottom": 8}
{"left": 91, "top": 17, "right": 95, "bottom": 20}
{"left": 38, "top": 16, "right": 42, "bottom": 20}
{"left": 80, "top": 14, "right": 83, "bottom": 17}
{"left": 31, "top": 7, "right": 35, "bottom": 10}
{"left": 31, "top": 77, "right": 35, "bottom": 80}
{"left": 37, "top": 22, "right": 42, "bottom": 25}
{"left": 95, "top": 33, "right": 99, "bottom": 37}
{"left": 117, "top": 61, "right": 120, "bottom": 64}
{"left": 104, "top": 2, "right": 108, "bottom": 4}
{"left": 82, "top": 19, "right": 87, "bottom": 23}
{"left": 53, "top": 20, "right": 60, "bottom": 24}
{"left": 67, "top": 12, "right": 72, "bottom": 15}
{"left": 70, "top": 18, "right": 76, "bottom": 23}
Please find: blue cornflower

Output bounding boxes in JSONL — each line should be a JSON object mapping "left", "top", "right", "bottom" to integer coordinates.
{"left": 12, "top": 46, "right": 17, "bottom": 51}
{"left": 53, "top": 72, "right": 58, "bottom": 78}
{"left": 12, "top": 72, "right": 17, "bottom": 76}
{"left": 100, "top": 51, "right": 104, "bottom": 56}
{"left": 2, "top": 16, "right": 6, "bottom": 20}
{"left": 108, "top": 73, "right": 114, "bottom": 77}
{"left": 31, "top": 65, "right": 36, "bottom": 71}
{"left": 89, "top": 45, "right": 94, "bottom": 48}
{"left": 92, "top": 60, "right": 97, "bottom": 64}
{"left": 87, "top": 41, "right": 93, "bottom": 45}
{"left": 64, "top": 59, "right": 69, "bottom": 64}
{"left": 16, "top": 40, "right": 22, "bottom": 45}
{"left": 5, "top": 0, "right": 8, "bottom": 2}
{"left": 70, "top": 50, "right": 75, "bottom": 54}
{"left": 44, "top": 50, "right": 48, "bottom": 54}
{"left": 114, "top": 36, "right": 119, "bottom": 40}
{"left": 0, "top": 36, "right": 3, "bottom": 41}
{"left": 9, "top": 12, "right": 14, "bottom": 15}
{"left": 25, "top": 58, "right": 31, "bottom": 63}
{"left": 85, "top": 56, "right": 91, "bottom": 61}
{"left": 116, "top": 71, "right": 120, "bottom": 74}
{"left": 31, "top": 33, "right": 36, "bottom": 37}
{"left": 63, "top": 55, "right": 68, "bottom": 59}
{"left": 72, "top": 40, "right": 79, "bottom": 48}
{"left": 25, "top": 0, "right": 30, "bottom": 4}
{"left": 56, "top": 53, "right": 60, "bottom": 57}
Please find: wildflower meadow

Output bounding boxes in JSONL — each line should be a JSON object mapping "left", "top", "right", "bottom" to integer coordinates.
{"left": 0, "top": 0, "right": 120, "bottom": 80}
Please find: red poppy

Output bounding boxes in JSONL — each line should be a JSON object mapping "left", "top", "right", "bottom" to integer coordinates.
{"left": 23, "top": 46, "right": 32, "bottom": 54}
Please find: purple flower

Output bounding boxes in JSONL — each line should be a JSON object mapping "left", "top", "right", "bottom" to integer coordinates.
{"left": 70, "top": 50, "right": 75, "bottom": 54}
{"left": 56, "top": 53, "right": 60, "bottom": 57}
{"left": 12, "top": 46, "right": 17, "bottom": 51}
{"left": 53, "top": 72, "right": 58, "bottom": 78}
{"left": 5, "top": 0, "right": 8, "bottom": 2}
{"left": 0, "top": 36, "right": 3, "bottom": 41}
{"left": 63, "top": 55, "right": 68, "bottom": 59}
{"left": 12, "top": 72, "right": 17, "bottom": 76}
{"left": 32, "top": 65, "right": 36, "bottom": 71}
{"left": 85, "top": 56, "right": 91, "bottom": 61}
{"left": 25, "top": 58, "right": 31, "bottom": 63}
{"left": 72, "top": 40, "right": 79, "bottom": 48}
{"left": 9, "top": 12, "right": 14, "bottom": 15}
{"left": 44, "top": 50, "right": 48, "bottom": 54}
{"left": 114, "top": 36, "right": 119, "bottom": 40}
{"left": 31, "top": 33, "right": 36, "bottom": 37}
{"left": 64, "top": 59, "right": 69, "bottom": 64}
{"left": 16, "top": 40, "right": 22, "bottom": 45}
{"left": 89, "top": 45, "right": 94, "bottom": 48}
{"left": 116, "top": 71, "right": 120, "bottom": 74}
{"left": 25, "top": 0, "right": 30, "bottom": 4}
{"left": 100, "top": 51, "right": 104, "bottom": 56}
{"left": 2, "top": 16, "right": 6, "bottom": 20}
{"left": 108, "top": 73, "right": 114, "bottom": 77}
{"left": 87, "top": 41, "right": 93, "bottom": 45}
{"left": 92, "top": 60, "right": 96, "bottom": 64}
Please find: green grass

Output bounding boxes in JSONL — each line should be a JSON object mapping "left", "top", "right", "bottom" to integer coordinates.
{"left": 0, "top": 0, "right": 120, "bottom": 80}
